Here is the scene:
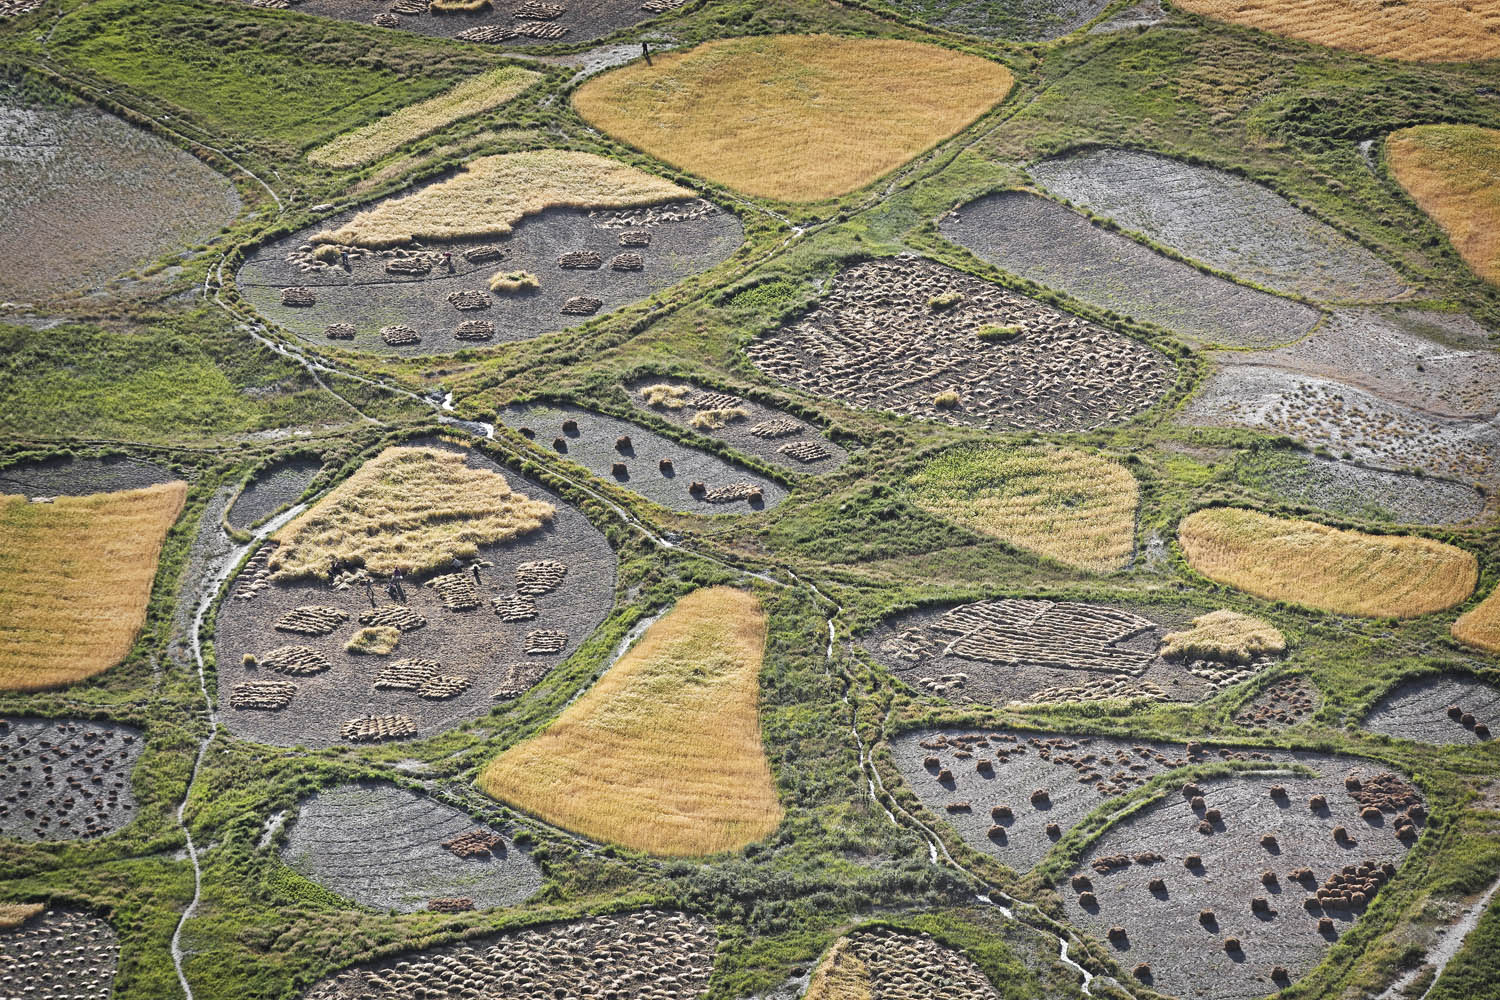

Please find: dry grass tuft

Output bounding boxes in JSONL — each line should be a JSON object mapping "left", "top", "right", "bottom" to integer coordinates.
{"left": 1179, "top": 508, "right": 1476, "bottom": 618}
{"left": 309, "top": 67, "right": 540, "bottom": 169}
{"left": 906, "top": 445, "right": 1139, "bottom": 573}
{"left": 1170, "top": 0, "right": 1500, "bottom": 61}
{"left": 690, "top": 407, "right": 748, "bottom": 430}
{"left": 805, "top": 937, "right": 873, "bottom": 1000}
{"left": 0, "top": 903, "right": 45, "bottom": 929}
{"left": 345, "top": 626, "right": 401, "bottom": 655}
{"left": 315, "top": 150, "right": 692, "bottom": 247}
{"left": 479, "top": 586, "right": 782, "bottom": 856}
{"left": 489, "top": 269, "right": 540, "bottom": 294}
{"left": 1161, "top": 609, "right": 1286, "bottom": 664}
{"left": 1452, "top": 586, "right": 1500, "bottom": 654}
{"left": 1388, "top": 125, "right": 1500, "bottom": 286}
{"left": 573, "top": 35, "right": 1014, "bottom": 201}
{"left": 0, "top": 482, "right": 186, "bottom": 692}
{"left": 271, "top": 446, "right": 553, "bottom": 580}
{"left": 641, "top": 383, "right": 690, "bottom": 408}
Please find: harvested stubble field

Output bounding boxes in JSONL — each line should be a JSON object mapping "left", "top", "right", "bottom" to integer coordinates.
{"left": 1030, "top": 149, "right": 1405, "bottom": 302}
{"left": 865, "top": 598, "right": 1283, "bottom": 708}
{"left": 626, "top": 377, "right": 851, "bottom": 473}
{"left": 876, "top": 0, "right": 1114, "bottom": 41}
{"left": 806, "top": 929, "right": 1001, "bottom": 1000}
{"left": 0, "top": 717, "right": 144, "bottom": 841}
{"left": 1061, "top": 766, "right": 1424, "bottom": 1000}
{"left": 226, "top": 457, "right": 324, "bottom": 531}
{"left": 1234, "top": 677, "right": 1320, "bottom": 730}
{"left": 239, "top": 0, "right": 672, "bottom": 46}
{"left": 1362, "top": 674, "right": 1500, "bottom": 746}
{"left": 940, "top": 193, "right": 1321, "bottom": 348}
{"left": 302, "top": 910, "right": 715, "bottom": 1000}
{"left": 1168, "top": 0, "right": 1500, "bottom": 62}
{"left": 497, "top": 402, "right": 788, "bottom": 513}
{"left": 481, "top": 587, "right": 782, "bottom": 856}
{"left": 1234, "top": 452, "right": 1486, "bottom": 527}
{"left": 573, "top": 35, "right": 1014, "bottom": 202}
{"left": 239, "top": 196, "right": 740, "bottom": 355}
{"left": 1178, "top": 507, "right": 1477, "bottom": 618}
{"left": 1387, "top": 125, "right": 1500, "bottom": 287}
{"left": 215, "top": 443, "right": 615, "bottom": 747}
{"left": 280, "top": 781, "right": 541, "bottom": 912}
{"left": 0, "top": 481, "right": 186, "bottom": 691}
{"left": 746, "top": 257, "right": 1173, "bottom": 431}
{"left": 0, "top": 95, "right": 238, "bottom": 302}
{"left": 0, "top": 906, "right": 118, "bottom": 1000}
{"left": 903, "top": 444, "right": 1139, "bottom": 574}
{"left": 0, "top": 454, "right": 173, "bottom": 499}
{"left": 308, "top": 66, "right": 540, "bottom": 168}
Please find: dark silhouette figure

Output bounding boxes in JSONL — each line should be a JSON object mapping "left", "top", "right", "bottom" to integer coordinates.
{"left": 642, "top": 41, "right": 652, "bottom": 66}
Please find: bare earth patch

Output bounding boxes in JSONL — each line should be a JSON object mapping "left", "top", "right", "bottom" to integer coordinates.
{"left": 746, "top": 257, "right": 1173, "bottom": 430}
{"left": 0, "top": 906, "right": 117, "bottom": 999}
{"left": 227, "top": 457, "right": 324, "bottom": 531}
{"left": 1363, "top": 674, "right": 1500, "bottom": 746}
{"left": 0, "top": 95, "right": 238, "bottom": 302}
{"left": 1236, "top": 454, "right": 1485, "bottom": 527}
{"left": 1030, "top": 148, "right": 1405, "bottom": 302}
{"left": 239, "top": 0, "right": 674, "bottom": 47}
{"left": 0, "top": 717, "right": 143, "bottom": 841}
{"left": 280, "top": 781, "right": 541, "bottom": 912}
{"left": 940, "top": 192, "right": 1320, "bottom": 348}
{"left": 0, "top": 454, "right": 174, "bottom": 499}
{"left": 878, "top": 0, "right": 1115, "bottom": 40}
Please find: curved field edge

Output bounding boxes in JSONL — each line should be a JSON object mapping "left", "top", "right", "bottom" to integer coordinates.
{"left": 478, "top": 585, "right": 783, "bottom": 856}
{"left": 1387, "top": 125, "right": 1500, "bottom": 288}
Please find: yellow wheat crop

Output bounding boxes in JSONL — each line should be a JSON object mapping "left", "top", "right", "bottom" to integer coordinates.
{"left": 0, "top": 481, "right": 186, "bottom": 692}
{"left": 308, "top": 67, "right": 541, "bottom": 169}
{"left": 1179, "top": 508, "right": 1476, "bottom": 618}
{"left": 314, "top": 150, "right": 692, "bottom": 247}
{"left": 1452, "top": 586, "right": 1500, "bottom": 654}
{"left": 573, "top": 35, "right": 1014, "bottom": 202}
{"left": 905, "top": 444, "right": 1139, "bottom": 574}
{"left": 1171, "top": 0, "right": 1500, "bottom": 62}
{"left": 806, "top": 938, "right": 873, "bottom": 1000}
{"left": 1160, "top": 609, "right": 1286, "bottom": 664}
{"left": 1388, "top": 125, "right": 1500, "bottom": 286}
{"left": 270, "top": 446, "right": 553, "bottom": 580}
{"left": 480, "top": 586, "right": 783, "bottom": 856}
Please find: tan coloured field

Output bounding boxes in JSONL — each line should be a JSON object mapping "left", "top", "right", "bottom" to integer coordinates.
{"left": 479, "top": 586, "right": 783, "bottom": 856}
{"left": 0, "top": 481, "right": 186, "bottom": 691}
{"left": 1452, "top": 587, "right": 1500, "bottom": 654}
{"left": 0, "top": 903, "right": 45, "bottom": 929}
{"left": 905, "top": 445, "right": 1138, "bottom": 573}
{"left": 1179, "top": 508, "right": 1476, "bottom": 618}
{"left": 270, "top": 446, "right": 553, "bottom": 580}
{"left": 1388, "top": 125, "right": 1500, "bottom": 286}
{"left": 308, "top": 67, "right": 541, "bottom": 168}
{"left": 314, "top": 151, "right": 692, "bottom": 247}
{"left": 1160, "top": 609, "right": 1286, "bottom": 664}
{"left": 805, "top": 938, "right": 872, "bottom": 1000}
{"left": 572, "top": 35, "right": 1014, "bottom": 201}
{"left": 1170, "top": 0, "right": 1500, "bottom": 62}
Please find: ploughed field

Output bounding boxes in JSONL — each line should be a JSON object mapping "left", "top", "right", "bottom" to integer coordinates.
{"left": 0, "top": 717, "right": 143, "bottom": 841}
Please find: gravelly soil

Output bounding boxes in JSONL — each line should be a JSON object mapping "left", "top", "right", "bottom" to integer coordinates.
{"left": 876, "top": 0, "right": 1111, "bottom": 40}
{"left": 1239, "top": 454, "right": 1485, "bottom": 526}
{"left": 0, "top": 717, "right": 143, "bottom": 842}
{"left": 226, "top": 457, "right": 324, "bottom": 530}
{"left": 1185, "top": 308, "right": 1500, "bottom": 485}
{"left": 280, "top": 781, "right": 541, "bottom": 912}
{"left": 1062, "top": 767, "right": 1420, "bottom": 1000}
{"left": 238, "top": 202, "right": 741, "bottom": 356}
{"left": 0, "top": 96, "right": 238, "bottom": 302}
{"left": 301, "top": 909, "right": 715, "bottom": 1000}
{"left": 0, "top": 906, "right": 117, "bottom": 999}
{"left": 746, "top": 256, "right": 1174, "bottom": 430}
{"left": 939, "top": 192, "right": 1321, "bottom": 348}
{"left": 498, "top": 401, "right": 788, "bottom": 513}
{"left": 214, "top": 444, "right": 616, "bottom": 748}
{"left": 1362, "top": 674, "right": 1500, "bottom": 746}
{"left": 0, "top": 455, "right": 175, "bottom": 498}
{"left": 862, "top": 599, "right": 1281, "bottom": 709}
{"left": 623, "top": 377, "right": 851, "bottom": 473}
{"left": 1029, "top": 149, "right": 1406, "bottom": 302}
{"left": 240, "top": 0, "right": 676, "bottom": 46}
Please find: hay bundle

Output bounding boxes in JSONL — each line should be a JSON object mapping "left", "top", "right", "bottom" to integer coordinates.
{"left": 610, "top": 252, "right": 645, "bottom": 271}
{"left": 448, "top": 289, "right": 491, "bottom": 311}
{"left": 274, "top": 605, "right": 350, "bottom": 635}
{"left": 493, "top": 593, "right": 539, "bottom": 621}
{"left": 373, "top": 658, "right": 441, "bottom": 690}
{"left": 640, "top": 0, "right": 684, "bottom": 10}
{"left": 381, "top": 325, "right": 421, "bottom": 346}
{"left": 340, "top": 714, "right": 417, "bottom": 742}
{"left": 325, "top": 323, "right": 357, "bottom": 340}
{"left": 390, "top": 0, "right": 427, "bottom": 11}
{"left": 702, "top": 482, "right": 762, "bottom": 504}
{"left": 372, "top": 12, "right": 401, "bottom": 25}
{"left": 560, "top": 295, "right": 602, "bottom": 315}
{"left": 385, "top": 257, "right": 432, "bottom": 276}
{"left": 515, "top": 559, "right": 567, "bottom": 595}
{"left": 456, "top": 319, "right": 495, "bottom": 340}
{"left": 688, "top": 390, "right": 742, "bottom": 409}
{"left": 619, "top": 229, "right": 651, "bottom": 246}
{"left": 463, "top": 244, "right": 504, "bottom": 262}
{"left": 513, "top": 19, "right": 567, "bottom": 36}
{"left": 523, "top": 628, "right": 568, "bottom": 654}
{"left": 456, "top": 24, "right": 513, "bottom": 41}
{"left": 559, "top": 250, "right": 604, "bottom": 269}
{"left": 359, "top": 605, "right": 428, "bottom": 631}
{"left": 513, "top": 0, "right": 564, "bottom": 16}
{"left": 425, "top": 572, "right": 482, "bottom": 610}
{"left": 260, "top": 645, "right": 331, "bottom": 676}
{"left": 442, "top": 829, "right": 504, "bottom": 857}
{"left": 229, "top": 680, "right": 298, "bottom": 710}
{"left": 418, "top": 674, "right": 473, "bottom": 699}
{"left": 749, "top": 418, "right": 802, "bottom": 438}
{"left": 281, "top": 286, "right": 316, "bottom": 306}
{"left": 777, "top": 440, "right": 829, "bottom": 463}
{"left": 427, "top": 897, "right": 475, "bottom": 912}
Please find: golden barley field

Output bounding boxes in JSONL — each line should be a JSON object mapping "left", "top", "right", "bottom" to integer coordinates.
{"left": 905, "top": 445, "right": 1138, "bottom": 574}
{"left": 1388, "top": 125, "right": 1500, "bottom": 286}
{"left": 270, "top": 446, "right": 553, "bottom": 580}
{"left": 1179, "top": 508, "right": 1477, "bottom": 618}
{"left": 572, "top": 35, "right": 1014, "bottom": 202}
{"left": 1170, "top": 0, "right": 1500, "bottom": 62}
{"left": 0, "top": 481, "right": 186, "bottom": 692}
{"left": 1160, "top": 609, "right": 1286, "bottom": 664}
{"left": 308, "top": 67, "right": 541, "bottom": 168}
{"left": 480, "top": 586, "right": 783, "bottom": 856}
{"left": 314, "top": 150, "right": 692, "bottom": 247}
{"left": 1452, "top": 587, "right": 1500, "bottom": 654}
{"left": 806, "top": 938, "right": 873, "bottom": 1000}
